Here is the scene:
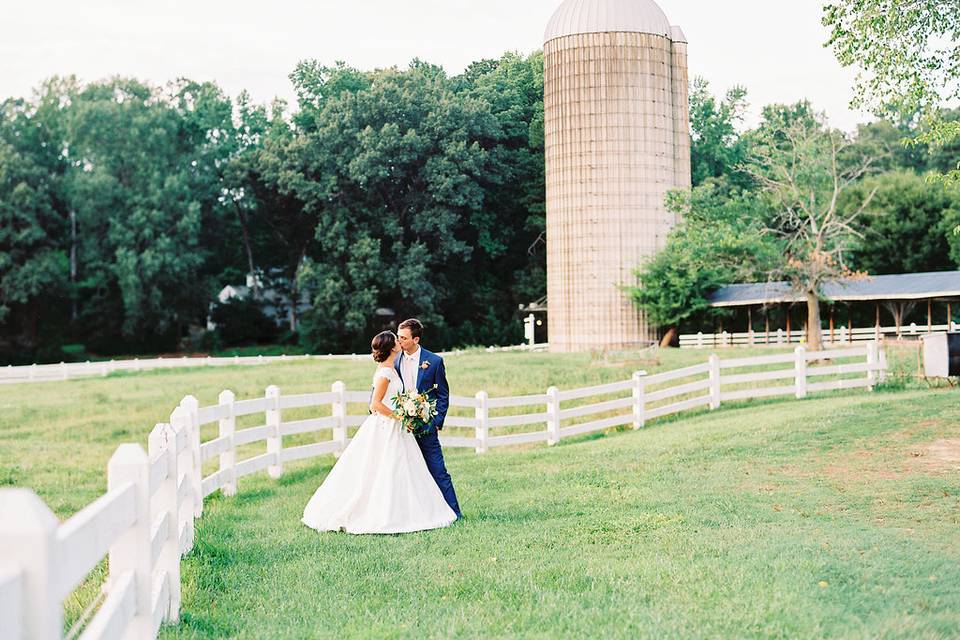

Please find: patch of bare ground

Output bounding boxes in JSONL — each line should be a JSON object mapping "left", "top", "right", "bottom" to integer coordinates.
{"left": 915, "top": 438, "right": 960, "bottom": 473}
{"left": 772, "top": 419, "right": 960, "bottom": 485}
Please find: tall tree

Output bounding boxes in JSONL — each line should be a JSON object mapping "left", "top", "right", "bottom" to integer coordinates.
{"left": 744, "top": 104, "right": 877, "bottom": 351}
{"left": 452, "top": 51, "right": 546, "bottom": 340}
{"left": 0, "top": 92, "right": 70, "bottom": 356}
{"left": 65, "top": 77, "right": 211, "bottom": 351}
{"left": 269, "top": 55, "right": 544, "bottom": 353}
{"left": 688, "top": 77, "right": 750, "bottom": 188}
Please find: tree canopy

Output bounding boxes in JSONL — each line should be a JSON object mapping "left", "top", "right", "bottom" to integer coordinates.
{"left": 0, "top": 53, "right": 546, "bottom": 362}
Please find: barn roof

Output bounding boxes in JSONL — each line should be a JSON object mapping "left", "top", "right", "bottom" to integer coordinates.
{"left": 708, "top": 271, "right": 960, "bottom": 307}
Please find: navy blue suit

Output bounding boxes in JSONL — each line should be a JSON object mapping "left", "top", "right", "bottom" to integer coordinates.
{"left": 396, "top": 347, "right": 461, "bottom": 517}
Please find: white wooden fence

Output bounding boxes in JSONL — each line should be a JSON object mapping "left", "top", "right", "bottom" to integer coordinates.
{"left": 680, "top": 322, "right": 957, "bottom": 348}
{"left": 0, "top": 406, "right": 199, "bottom": 640}
{"left": 0, "top": 344, "right": 549, "bottom": 385}
{"left": 0, "top": 354, "right": 312, "bottom": 385}
{"left": 0, "top": 343, "right": 886, "bottom": 639}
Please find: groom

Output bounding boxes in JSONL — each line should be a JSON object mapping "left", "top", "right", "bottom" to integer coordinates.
{"left": 396, "top": 318, "right": 462, "bottom": 519}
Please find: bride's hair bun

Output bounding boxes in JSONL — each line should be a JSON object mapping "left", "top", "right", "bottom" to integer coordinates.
{"left": 371, "top": 331, "right": 397, "bottom": 363}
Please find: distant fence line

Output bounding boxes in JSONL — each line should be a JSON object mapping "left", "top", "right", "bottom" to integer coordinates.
{"left": 679, "top": 322, "right": 957, "bottom": 349}
{"left": 0, "top": 344, "right": 549, "bottom": 386}
{"left": 0, "top": 343, "right": 886, "bottom": 639}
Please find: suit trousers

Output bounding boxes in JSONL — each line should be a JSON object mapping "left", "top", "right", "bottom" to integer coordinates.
{"left": 416, "top": 429, "right": 461, "bottom": 517}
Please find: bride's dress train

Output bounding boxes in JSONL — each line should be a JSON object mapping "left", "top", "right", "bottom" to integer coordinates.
{"left": 301, "top": 367, "right": 457, "bottom": 534}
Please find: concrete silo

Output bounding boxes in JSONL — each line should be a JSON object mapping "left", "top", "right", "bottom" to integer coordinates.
{"left": 544, "top": 0, "right": 691, "bottom": 352}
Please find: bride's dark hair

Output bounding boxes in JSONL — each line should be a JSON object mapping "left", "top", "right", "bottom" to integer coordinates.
{"left": 371, "top": 331, "right": 397, "bottom": 363}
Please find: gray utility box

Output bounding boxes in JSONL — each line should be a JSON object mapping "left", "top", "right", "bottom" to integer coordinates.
{"left": 921, "top": 332, "right": 960, "bottom": 377}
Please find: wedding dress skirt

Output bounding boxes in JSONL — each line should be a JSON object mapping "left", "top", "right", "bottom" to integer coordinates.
{"left": 301, "top": 371, "right": 457, "bottom": 534}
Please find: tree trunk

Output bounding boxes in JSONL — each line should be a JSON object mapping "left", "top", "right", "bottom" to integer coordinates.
{"left": 805, "top": 290, "right": 822, "bottom": 351}
{"left": 232, "top": 202, "right": 258, "bottom": 298}
{"left": 288, "top": 248, "right": 308, "bottom": 334}
{"left": 70, "top": 209, "right": 78, "bottom": 321}
{"left": 659, "top": 326, "right": 678, "bottom": 348}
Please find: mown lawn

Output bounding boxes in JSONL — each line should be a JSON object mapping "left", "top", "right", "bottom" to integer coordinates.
{"left": 158, "top": 387, "right": 959, "bottom": 639}
{"left": 2, "top": 344, "right": 955, "bottom": 638}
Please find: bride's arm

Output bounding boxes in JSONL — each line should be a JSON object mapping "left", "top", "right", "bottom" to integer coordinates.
{"left": 369, "top": 375, "right": 395, "bottom": 418}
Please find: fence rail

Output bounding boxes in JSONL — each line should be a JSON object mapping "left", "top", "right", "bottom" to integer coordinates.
{"left": 680, "top": 322, "right": 957, "bottom": 348}
{"left": 0, "top": 343, "right": 887, "bottom": 639}
{"left": 0, "top": 344, "right": 550, "bottom": 385}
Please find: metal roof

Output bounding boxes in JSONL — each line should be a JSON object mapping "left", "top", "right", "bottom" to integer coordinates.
{"left": 708, "top": 271, "right": 960, "bottom": 307}
{"left": 544, "top": 0, "right": 675, "bottom": 43}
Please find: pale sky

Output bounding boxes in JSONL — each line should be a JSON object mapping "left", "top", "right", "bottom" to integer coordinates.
{"left": 0, "top": 0, "right": 871, "bottom": 131}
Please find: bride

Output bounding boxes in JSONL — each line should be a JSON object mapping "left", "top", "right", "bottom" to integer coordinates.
{"left": 301, "top": 330, "right": 458, "bottom": 534}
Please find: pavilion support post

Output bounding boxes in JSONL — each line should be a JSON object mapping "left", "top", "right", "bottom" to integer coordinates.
{"left": 747, "top": 307, "right": 753, "bottom": 345}
{"left": 875, "top": 303, "right": 880, "bottom": 341}
{"left": 847, "top": 305, "right": 852, "bottom": 343}
{"left": 829, "top": 306, "right": 835, "bottom": 344}
{"left": 928, "top": 300, "right": 932, "bottom": 333}
{"left": 786, "top": 306, "right": 792, "bottom": 343}
{"left": 765, "top": 311, "right": 770, "bottom": 345}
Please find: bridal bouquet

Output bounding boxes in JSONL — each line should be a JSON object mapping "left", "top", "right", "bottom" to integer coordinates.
{"left": 390, "top": 387, "right": 438, "bottom": 437}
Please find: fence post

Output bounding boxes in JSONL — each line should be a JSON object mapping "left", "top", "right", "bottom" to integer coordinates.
{"left": 546, "top": 386, "right": 560, "bottom": 445}
{"left": 60, "top": 361, "right": 68, "bottom": 380}
{"left": 776, "top": 328, "right": 784, "bottom": 344}
{"left": 107, "top": 444, "right": 152, "bottom": 638}
{"left": 266, "top": 385, "right": 283, "bottom": 479}
{"left": 708, "top": 354, "right": 721, "bottom": 410}
{"left": 794, "top": 346, "right": 807, "bottom": 399}
{"left": 866, "top": 341, "right": 879, "bottom": 390}
{"left": 475, "top": 390, "right": 489, "bottom": 453}
{"left": 180, "top": 396, "right": 203, "bottom": 518}
{"left": 148, "top": 423, "right": 181, "bottom": 623}
{"left": 218, "top": 391, "right": 237, "bottom": 497}
{"left": 0, "top": 489, "right": 61, "bottom": 640}
{"left": 169, "top": 406, "right": 194, "bottom": 554}
{"left": 632, "top": 371, "right": 647, "bottom": 429}
{"left": 332, "top": 381, "right": 347, "bottom": 457}
{"left": 696, "top": 331, "right": 704, "bottom": 348}
{"left": 877, "top": 346, "right": 888, "bottom": 384}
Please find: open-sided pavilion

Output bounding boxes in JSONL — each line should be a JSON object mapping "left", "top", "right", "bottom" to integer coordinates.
{"left": 680, "top": 270, "right": 960, "bottom": 348}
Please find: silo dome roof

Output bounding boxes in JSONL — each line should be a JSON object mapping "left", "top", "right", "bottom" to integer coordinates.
{"left": 544, "top": 0, "right": 674, "bottom": 42}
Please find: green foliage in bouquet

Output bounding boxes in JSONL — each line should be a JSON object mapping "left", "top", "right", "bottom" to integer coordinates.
{"left": 390, "top": 387, "right": 439, "bottom": 437}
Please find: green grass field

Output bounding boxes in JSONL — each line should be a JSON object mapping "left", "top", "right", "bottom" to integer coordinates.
{"left": 3, "top": 345, "right": 958, "bottom": 638}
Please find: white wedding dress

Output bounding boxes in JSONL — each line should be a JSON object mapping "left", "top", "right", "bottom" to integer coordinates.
{"left": 301, "top": 366, "right": 458, "bottom": 534}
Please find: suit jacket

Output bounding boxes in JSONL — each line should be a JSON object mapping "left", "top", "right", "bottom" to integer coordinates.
{"left": 395, "top": 347, "right": 449, "bottom": 432}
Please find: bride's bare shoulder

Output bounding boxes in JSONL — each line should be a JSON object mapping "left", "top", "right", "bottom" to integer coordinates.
{"left": 373, "top": 365, "right": 397, "bottom": 380}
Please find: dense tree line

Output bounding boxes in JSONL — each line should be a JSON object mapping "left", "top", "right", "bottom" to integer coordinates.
{"left": 2, "top": 46, "right": 957, "bottom": 362}
{"left": 0, "top": 53, "right": 546, "bottom": 362}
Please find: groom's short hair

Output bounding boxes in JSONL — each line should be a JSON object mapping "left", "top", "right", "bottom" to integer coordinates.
{"left": 398, "top": 318, "right": 423, "bottom": 340}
